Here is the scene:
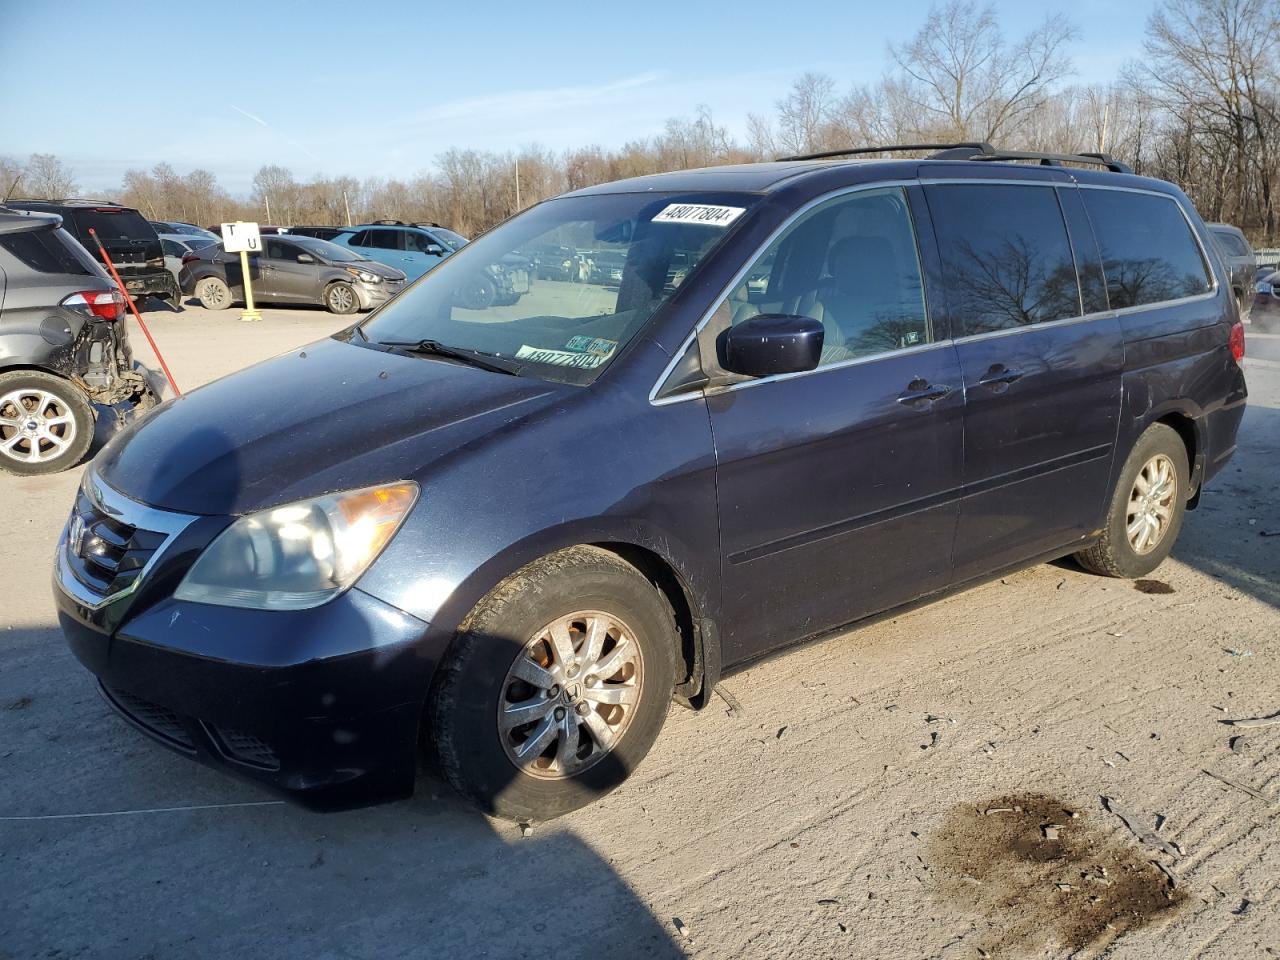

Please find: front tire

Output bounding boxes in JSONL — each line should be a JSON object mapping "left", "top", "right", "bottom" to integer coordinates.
{"left": 325, "top": 281, "right": 359, "bottom": 314}
{"left": 0, "top": 371, "right": 95, "bottom": 475}
{"left": 1075, "top": 423, "right": 1189, "bottom": 578}
{"left": 429, "top": 546, "right": 677, "bottom": 822}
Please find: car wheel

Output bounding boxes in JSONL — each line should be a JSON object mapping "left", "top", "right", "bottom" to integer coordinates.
{"left": 460, "top": 276, "right": 496, "bottom": 310}
{"left": 429, "top": 546, "right": 678, "bottom": 822}
{"left": 325, "top": 281, "right": 358, "bottom": 314}
{"left": 197, "top": 276, "right": 232, "bottom": 310}
{"left": 1074, "top": 423, "right": 1189, "bottom": 579}
{"left": 0, "top": 371, "right": 95, "bottom": 476}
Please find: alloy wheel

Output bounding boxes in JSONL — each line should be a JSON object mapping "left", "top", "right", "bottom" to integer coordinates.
{"left": 497, "top": 611, "right": 644, "bottom": 779}
{"left": 0, "top": 389, "right": 77, "bottom": 465}
{"left": 1126, "top": 453, "right": 1177, "bottom": 555}
{"left": 328, "top": 284, "right": 355, "bottom": 312}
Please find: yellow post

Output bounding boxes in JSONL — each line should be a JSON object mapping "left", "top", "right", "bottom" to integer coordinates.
{"left": 239, "top": 249, "right": 262, "bottom": 322}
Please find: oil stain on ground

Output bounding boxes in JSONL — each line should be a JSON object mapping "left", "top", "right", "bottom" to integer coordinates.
{"left": 930, "top": 793, "right": 1185, "bottom": 956}
{"left": 1133, "top": 579, "right": 1176, "bottom": 595}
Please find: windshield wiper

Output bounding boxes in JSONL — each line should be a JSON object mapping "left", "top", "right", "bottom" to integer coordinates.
{"left": 380, "top": 339, "right": 522, "bottom": 376}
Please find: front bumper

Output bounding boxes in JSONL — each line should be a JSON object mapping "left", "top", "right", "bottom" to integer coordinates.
{"left": 355, "top": 279, "right": 406, "bottom": 310}
{"left": 51, "top": 475, "right": 446, "bottom": 810}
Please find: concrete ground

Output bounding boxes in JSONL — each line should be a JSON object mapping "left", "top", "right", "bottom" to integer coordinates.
{"left": 1, "top": 302, "right": 1277, "bottom": 960}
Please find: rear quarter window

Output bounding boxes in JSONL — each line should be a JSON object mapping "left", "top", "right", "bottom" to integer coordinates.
{"left": 0, "top": 227, "right": 95, "bottom": 275}
{"left": 1081, "top": 190, "right": 1212, "bottom": 309}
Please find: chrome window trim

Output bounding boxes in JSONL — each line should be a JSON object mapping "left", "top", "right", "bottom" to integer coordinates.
{"left": 54, "top": 466, "right": 199, "bottom": 611}
{"left": 648, "top": 176, "right": 1223, "bottom": 407}
{"left": 649, "top": 180, "right": 918, "bottom": 407}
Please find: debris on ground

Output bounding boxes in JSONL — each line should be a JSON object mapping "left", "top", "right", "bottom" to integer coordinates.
{"left": 519, "top": 822, "right": 533, "bottom": 838}
{"left": 1224, "top": 648, "right": 1254, "bottom": 657}
{"left": 1101, "top": 797, "right": 1182, "bottom": 858}
{"left": 776, "top": 726, "right": 787, "bottom": 739}
{"left": 816, "top": 898, "right": 840, "bottom": 905}
{"left": 5, "top": 696, "right": 32, "bottom": 711}
{"left": 672, "top": 917, "right": 692, "bottom": 941}
{"left": 1233, "top": 898, "right": 1252, "bottom": 916}
{"left": 713, "top": 683, "right": 745, "bottom": 718}
{"left": 1259, "top": 529, "right": 1280, "bottom": 537}
{"left": 1224, "top": 709, "right": 1280, "bottom": 728}
{"left": 1042, "top": 824, "right": 1063, "bottom": 840}
{"left": 923, "top": 732, "right": 941, "bottom": 749}
{"left": 1229, "top": 736, "right": 1251, "bottom": 754}
{"left": 1201, "top": 769, "right": 1271, "bottom": 803}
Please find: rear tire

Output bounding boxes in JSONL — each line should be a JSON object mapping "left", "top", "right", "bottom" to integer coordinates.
{"left": 1074, "top": 423, "right": 1189, "bottom": 579}
{"left": 0, "top": 371, "right": 95, "bottom": 476}
{"left": 196, "top": 276, "right": 232, "bottom": 310}
{"left": 429, "top": 546, "right": 677, "bottom": 822}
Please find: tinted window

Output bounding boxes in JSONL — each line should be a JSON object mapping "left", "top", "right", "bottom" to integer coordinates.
{"left": 265, "top": 238, "right": 301, "bottom": 260}
{"left": 928, "top": 184, "right": 1080, "bottom": 336}
{"left": 0, "top": 227, "right": 94, "bottom": 275}
{"left": 161, "top": 238, "right": 184, "bottom": 257}
{"left": 367, "top": 229, "right": 402, "bottom": 250}
{"left": 64, "top": 208, "right": 155, "bottom": 242}
{"left": 346, "top": 230, "right": 369, "bottom": 246}
{"left": 1212, "top": 230, "right": 1249, "bottom": 258}
{"left": 726, "top": 186, "right": 929, "bottom": 366}
{"left": 1082, "top": 190, "right": 1212, "bottom": 309}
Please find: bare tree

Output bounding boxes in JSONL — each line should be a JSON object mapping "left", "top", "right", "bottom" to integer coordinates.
{"left": 22, "top": 153, "right": 78, "bottom": 199}
{"left": 888, "top": 1, "right": 1077, "bottom": 142}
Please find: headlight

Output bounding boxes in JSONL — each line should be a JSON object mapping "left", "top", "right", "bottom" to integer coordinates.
{"left": 347, "top": 267, "right": 382, "bottom": 283}
{"left": 174, "top": 482, "right": 418, "bottom": 610}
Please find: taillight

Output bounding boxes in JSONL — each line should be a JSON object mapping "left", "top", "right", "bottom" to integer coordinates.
{"left": 1229, "top": 320, "right": 1245, "bottom": 364}
{"left": 181, "top": 252, "right": 200, "bottom": 264}
{"left": 61, "top": 289, "right": 125, "bottom": 321}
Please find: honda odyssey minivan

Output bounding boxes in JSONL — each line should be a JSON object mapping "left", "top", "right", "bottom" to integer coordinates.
{"left": 53, "top": 144, "right": 1247, "bottom": 822}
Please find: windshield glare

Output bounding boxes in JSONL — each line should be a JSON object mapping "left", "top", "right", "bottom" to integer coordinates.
{"left": 295, "top": 236, "right": 367, "bottom": 262}
{"left": 359, "top": 192, "right": 757, "bottom": 384}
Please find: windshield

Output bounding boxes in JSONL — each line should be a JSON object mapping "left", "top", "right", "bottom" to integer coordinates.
{"left": 293, "top": 235, "right": 368, "bottom": 262}
{"left": 359, "top": 191, "right": 758, "bottom": 384}
{"left": 430, "top": 227, "right": 469, "bottom": 250}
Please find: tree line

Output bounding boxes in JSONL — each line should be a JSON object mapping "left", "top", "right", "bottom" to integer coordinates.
{"left": 5, "top": 0, "right": 1279, "bottom": 242}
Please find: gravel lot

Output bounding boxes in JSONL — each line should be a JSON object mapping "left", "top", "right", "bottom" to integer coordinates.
{"left": 2, "top": 302, "right": 1278, "bottom": 959}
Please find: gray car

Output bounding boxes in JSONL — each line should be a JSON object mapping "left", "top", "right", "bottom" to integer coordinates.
{"left": 0, "top": 207, "right": 161, "bottom": 474}
{"left": 158, "top": 234, "right": 217, "bottom": 301}
{"left": 180, "top": 234, "right": 407, "bottom": 313}
{"left": 1207, "top": 222, "right": 1255, "bottom": 319}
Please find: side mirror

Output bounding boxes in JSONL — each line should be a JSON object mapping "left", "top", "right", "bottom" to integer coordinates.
{"left": 424, "top": 243, "right": 444, "bottom": 256}
{"left": 296, "top": 253, "right": 315, "bottom": 264}
{"left": 719, "top": 314, "right": 824, "bottom": 377}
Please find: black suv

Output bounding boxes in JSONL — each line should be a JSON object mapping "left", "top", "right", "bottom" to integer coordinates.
{"left": 4, "top": 200, "right": 178, "bottom": 306}
{"left": 0, "top": 208, "right": 161, "bottom": 474}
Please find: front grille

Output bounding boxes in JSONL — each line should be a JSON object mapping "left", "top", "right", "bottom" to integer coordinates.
{"left": 211, "top": 726, "right": 280, "bottom": 770}
{"left": 102, "top": 684, "right": 195, "bottom": 751}
{"left": 64, "top": 486, "right": 167, "bottom": 600}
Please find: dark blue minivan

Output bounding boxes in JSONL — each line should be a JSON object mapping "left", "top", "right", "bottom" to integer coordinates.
{"left": 53, "top": 145, "right": 1247, "bottom": 821}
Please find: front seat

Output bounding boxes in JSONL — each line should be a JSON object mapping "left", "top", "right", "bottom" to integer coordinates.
{"left": 807, "top": 235, "right": 904, "bottom": 364}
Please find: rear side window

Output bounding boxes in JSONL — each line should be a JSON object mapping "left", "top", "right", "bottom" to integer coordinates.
{"left": 1081, "top": 190, "right": 1212, "bottom": 309}
{"left": 0, "top": 227, "right": 94, "bottom": 275}
{"left": 346, "top": 230, "right": 369, "bottom": 245}
{"left": 1213, "top": 230, "right": 1249, "bottom": 258}
{"left": 367, "top": 229, "right": 403, "bottom": 250}
{"left": 927, "top": 184, "right": 1080, "bottom": 336}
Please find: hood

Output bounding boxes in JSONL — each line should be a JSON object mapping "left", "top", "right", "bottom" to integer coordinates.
{"left": 95, "top": 336, "right": 563, "bottom": 515}
{"left": 348, "top": 259, "right": 406, "bottom": 281}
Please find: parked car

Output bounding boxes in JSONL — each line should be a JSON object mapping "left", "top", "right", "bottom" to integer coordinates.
{"left": 180, "top": 234, "right": 406, "bottom": 313}
{"left": 0, "top": 207, "right": 161, "bottom": 474}
{"left": 329, "top": 220, "right": 469, "bottom": 281}
{"left": 1207, "top": 222, "right": 1255, "bottom": 319}
{"left": 1249, "top": 267, "right": 1280, "bottom": 332}
{"left": 149, "top": 220, "right": 220, "bottom": 243}
{"left": 158, "top": 233, "right": 216, "bottom": 297}
{"left": 531, "top": 243, "right": 579, "bottom": 281}
{"left": 53, "top": 145, "right": 1246, "bottom": 821}
{"left": 5, "top": 199, "right": 178, "bottom": 306}
{"left": 283, "top": 226, "right": 345, "bottom": 241}
{"left": 587, "top": 248, "right": 627, "bottom": 286}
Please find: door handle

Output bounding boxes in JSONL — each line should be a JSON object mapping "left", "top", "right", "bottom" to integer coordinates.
{"left": 897, "top": 379, "right": 952, "bottom": 407}
{"left": 978, "top": 364, "right": 1025, "bottom": 387}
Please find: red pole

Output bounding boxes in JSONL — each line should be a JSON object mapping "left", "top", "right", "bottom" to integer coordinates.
{"left": 87, "top": 228, "right": 182, "bottom": 396}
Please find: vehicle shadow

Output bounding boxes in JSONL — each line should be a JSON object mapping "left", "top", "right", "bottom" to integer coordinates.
{"left": 3, "top": 429, "right": 686, "bottom": 960}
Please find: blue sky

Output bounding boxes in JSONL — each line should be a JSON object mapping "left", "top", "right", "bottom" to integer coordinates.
{"left": 0, "top": 0, "right": 1156, "bottom": 193}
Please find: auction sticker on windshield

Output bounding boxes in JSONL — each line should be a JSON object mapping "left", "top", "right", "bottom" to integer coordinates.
{"left": 516, "top": 345, "right": 611, "bottom": 368}
{"left": 652, "top": 203, "right": 746, "bottom": 227}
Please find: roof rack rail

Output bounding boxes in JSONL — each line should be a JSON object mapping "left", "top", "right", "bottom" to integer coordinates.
{"left": 411, "top": 221, "right": 442, "bottom": 228}
{"left": 370, "top": 218, "right": 408, "bottom": 226}
{"left": 964, "top": 149, "right": 1133, "bottom": 175}
{"left": 777, "top": 142, "right": 1133, "bottom": 174}
{"left": 778, "top": 142, "right": 995, "bottom": 162}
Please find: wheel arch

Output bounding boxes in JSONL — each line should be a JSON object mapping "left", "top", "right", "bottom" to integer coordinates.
{"left": 423, "top": 526, "right": 722, "bottom": 713}
{"left": 1145, "top": 401, "right": 1205, "bottom": 508}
